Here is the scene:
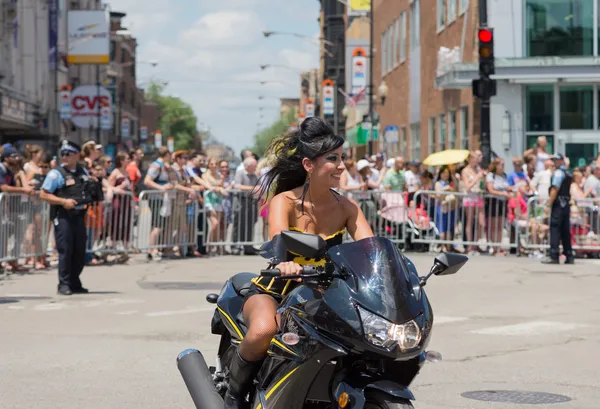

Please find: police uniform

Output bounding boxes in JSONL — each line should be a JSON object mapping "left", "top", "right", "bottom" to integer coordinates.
{"left": 41, "top": 141, "right": 94, "bottom": 295}
{"left": 545, "top": 154, "right": 574, "bottom": 264}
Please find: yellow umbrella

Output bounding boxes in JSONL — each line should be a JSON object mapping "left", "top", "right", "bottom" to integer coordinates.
{"left": 422, "top": 149, "right": 470, "bottom": 167}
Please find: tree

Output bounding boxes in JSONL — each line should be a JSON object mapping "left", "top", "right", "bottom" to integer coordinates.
{"left": 147, "top": 81, "right": 199, "bottom": 151}
{"left": 253, "top": 108, "right": 297, "bottom": 157}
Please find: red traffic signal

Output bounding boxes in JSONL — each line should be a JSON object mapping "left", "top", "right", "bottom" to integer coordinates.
{"left": 478, "top": 29, "right": 493, "bottom": 43}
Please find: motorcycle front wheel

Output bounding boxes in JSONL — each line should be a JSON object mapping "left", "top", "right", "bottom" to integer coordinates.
{"left": 365, "top": 390, "right": 414, "bottom": 409}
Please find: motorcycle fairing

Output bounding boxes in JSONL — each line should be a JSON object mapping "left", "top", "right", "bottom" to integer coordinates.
{"left": 252, "top": 348, "right": 343, "bottom": 409}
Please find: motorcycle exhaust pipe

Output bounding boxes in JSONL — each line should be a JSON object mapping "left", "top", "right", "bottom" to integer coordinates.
{"left": 177, "top": 349, "right": 224, "bottom": 409}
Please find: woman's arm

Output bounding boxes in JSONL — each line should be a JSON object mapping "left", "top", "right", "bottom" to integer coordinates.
{"left": 345, "top": 197, "right": 374, "bottom": 241}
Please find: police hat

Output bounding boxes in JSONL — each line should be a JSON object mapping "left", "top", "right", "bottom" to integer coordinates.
{"left": 551, "top": 153, "right": 565, "bottom": 161}
{"left": 59, "top": 140, "right": 82, "bottom": 155}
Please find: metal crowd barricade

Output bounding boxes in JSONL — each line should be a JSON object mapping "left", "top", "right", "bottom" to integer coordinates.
{"left": 0, "top": 192, "right": 51, "bottom": 263}
{"left": 136, "top": 189, "right": 199, "bottom": 255}
{"left": 201, "top": 189, "right": 264, "bottom": 255}
{"left": 409, "top": 190, "right": 516, "bottom": 253}
{"left": 85, "top": 191, "right": 136, "bottom": 257}
{"left": 521, "top": 196, "right": 600, "bottom": 256}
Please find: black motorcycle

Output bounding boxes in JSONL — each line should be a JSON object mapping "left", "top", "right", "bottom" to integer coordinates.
{"left": 177, "top": 230, "right": 468, "bottom": 409}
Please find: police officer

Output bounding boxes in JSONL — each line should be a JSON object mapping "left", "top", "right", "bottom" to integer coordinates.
{"left": 542, "top": 153, "right": 574, "bottom": 265}
{"left": 40, "top": 140, "right": 95, "bottom": 295}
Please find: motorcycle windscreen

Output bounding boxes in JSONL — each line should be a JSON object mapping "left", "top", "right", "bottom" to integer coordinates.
{"left": 328, "top": 237, "right": 423, "bottom": 323}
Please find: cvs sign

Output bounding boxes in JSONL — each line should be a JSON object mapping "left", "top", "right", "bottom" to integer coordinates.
{"left": 70, "top": 85, "right": 113, "bottom": 129}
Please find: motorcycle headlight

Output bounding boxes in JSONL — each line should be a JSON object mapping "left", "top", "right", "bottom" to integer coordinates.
{"left": 357, "top": 305, "right": 422, "bottom": 351}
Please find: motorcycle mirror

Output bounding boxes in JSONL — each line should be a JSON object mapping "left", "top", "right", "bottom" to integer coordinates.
{"left": 281, "top": 230, "right": 327, "bottom": 259}
{"left": 431, "top": 253, "right": 468, "bottom": 276}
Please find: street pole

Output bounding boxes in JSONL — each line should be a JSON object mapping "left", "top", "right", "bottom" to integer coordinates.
{"left": 479, "top": 0, "right": 491, "bottom": 168}
{"left": 96, "top": 65, "right": 101, "bottom": 141}
{"left": 367, "top": 0, "right": 374, "bottom": 156}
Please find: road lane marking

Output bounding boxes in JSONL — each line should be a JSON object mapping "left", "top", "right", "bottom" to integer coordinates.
{"left": 472, "top": 321, "right": 588, "bottom": 336}
{"left": 145, "top": 308, "right": 205, "bottom": 317}
{"left": 8, "top": 305, "right": 25, "bottom": 310}
{"left": 434, "top": 316, "right": 469, "bottom": 325}
{"left": 33, "top": 303, "right": 68, "bottom": 311}
{"left": 4, "top": 293, "right": 43, "bottom": 297}
{"left": 115, "top": 310, "right": 139, "bottom": 315}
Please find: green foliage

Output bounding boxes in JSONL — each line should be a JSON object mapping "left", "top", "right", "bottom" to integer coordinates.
{"left": 147, "top": 81, "right": 198, "bottom": 151}
{"left": 253, "top": 108, "right": 297, "bottom": 157}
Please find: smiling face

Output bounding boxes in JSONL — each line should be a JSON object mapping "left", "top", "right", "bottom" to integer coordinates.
{"left": 303, "top": 146, "right": 346, "bottom": 189}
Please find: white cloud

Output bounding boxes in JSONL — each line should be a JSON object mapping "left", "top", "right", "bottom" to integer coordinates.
{"left": 180, "top": 11, "right": 264, "bottom": 48}
{"left": 110, "top": 0, "right": 320, "bottom": 151}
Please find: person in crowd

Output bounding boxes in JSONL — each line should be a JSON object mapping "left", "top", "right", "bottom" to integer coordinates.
{"left": 171, "top": 150, "right": 200, "bottom": 257}
{"left": 461, "top": 151, "right": 486, "bottom": 254}
{"left": 404, "top": 160, "right": 421, "bottom": 203}
{"left": 80, "top": 141, "right": 102, "bottom": 170}
{"left": 583, "top": 163, "right": 600, "bottom": 198}
{"left": 40, "top": 140, "right": 95, "bottom": 295}
{"left": 485, "top": 158, "right": 512, "bottom": 257}
{"left": 107, "top": 152, "right": 134, "bottom": 263}
{"left": 356, "top": 159, "right": 379, "bottom": 190}
{"left": 23, "top": 144, "right": 44, "bottom": 177}
{"left": 507, "top": 156, "right": 530, "bottom": 190}
{"left": 0, "top": 146, "right": 34, "bottom": 272}
{"left": 542, "top": 154, "right": 574, "bottom": 264}
{"left": 235, "top": 149, "right": 255, "bottom": 178}
{"left": 340, "top": 159, "right": 364, "bottom": 192}
{"left": 524, "top": 135, "right": 551, "bottom": 174}
{"left": 127, "top": 148, "right": 144, "bottom": 201}
{"left": 530, "top": 159, "right": 554, "bottom": 200}
{"left": 383, "top": 157, "right": 406, "bottom": 191}
{"left": 144, "top": 146, "right": 174, "bottom": 261}
{"left": 434, "top": 165, "right": 458, "bottom": 253}
{"left": 202, "top": 156, "right": 228, "bottom": 253}
{"left": 233, "top": 156, "right": 259, "bottom": 255}
{"left": 85, "top": 163, "right": 106, "bottom": 266}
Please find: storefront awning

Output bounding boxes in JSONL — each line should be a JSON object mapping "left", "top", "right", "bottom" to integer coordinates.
{"left": 436, "top": 56, "right": 600, "bottom": 89}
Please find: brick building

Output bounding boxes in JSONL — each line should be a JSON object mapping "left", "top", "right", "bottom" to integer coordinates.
{"left": 376, "top": 0, "right": 600, "bottom": 169}
{"left": 373, "top": 0, "right": 477, "bottom": 162}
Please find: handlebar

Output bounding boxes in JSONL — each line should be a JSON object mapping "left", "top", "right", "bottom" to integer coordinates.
{"left": 259, "top": 265, "right": 319, "bottom": 279}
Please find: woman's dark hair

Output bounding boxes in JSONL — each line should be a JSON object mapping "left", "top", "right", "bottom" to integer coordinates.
{"left": 39, "top": 152, "right": 52, "bottom": 165}
{"left": 436, "top": 165, "right": 451, "bottom": 181}
{"left": 256, "top": 117, "right": 344, "bottom": 204}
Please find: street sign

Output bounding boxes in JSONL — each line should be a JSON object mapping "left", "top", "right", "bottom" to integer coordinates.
{"left": 154, "top": 130, "right": 162, "bottom": 148}
{"left": 121, "top": 114, "right": 130, "bottom": 138}
{"left": 58, "top": 85, "right": 71, "bottom": 120}
{"left": 322, "top": 79, "right": 335, "bottom": 116}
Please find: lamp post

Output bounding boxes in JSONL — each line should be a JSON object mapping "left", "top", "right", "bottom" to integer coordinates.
{"left": 262, "top": 30, "right": 336, "bottom": 47}
{"left": 367, "top": 0, "right": 375, "bottom": 156}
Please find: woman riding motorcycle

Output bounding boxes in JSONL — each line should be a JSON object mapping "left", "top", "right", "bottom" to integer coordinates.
{"left": 224, "top": 117, "right": 375, "bottom": 409}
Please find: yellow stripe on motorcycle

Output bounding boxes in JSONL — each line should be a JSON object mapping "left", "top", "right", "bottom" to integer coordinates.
{"left": 255, "top": 367, "right": 299, "bottom": 409}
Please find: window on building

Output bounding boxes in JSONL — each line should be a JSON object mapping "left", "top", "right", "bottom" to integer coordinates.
{"left": 121, "top": 47, "right": 126, "bottom": 64}
{"left": 526, "top": 0, "right": 595, "bottom": 57}
{"left": 388, "top": 25, "right": 394, "bottom": 70}
{"left": 393, "top": 19, "right": 399, "bottom": 66}
{"left": 381, "top": 31, "right": 386, "bottom": 77}
{"left": 460, "top": 106, "right": 469, "bottom": 149}
{"left": 560, "top": 85, "right": 593, "bottom": 129}
{"left": 437, "top": 0, "right": 446, "bottom": 30}
{"left": 400, "top": 127, "right": 407, "bottom": 157}
{"left": 110, "top": 40, "right": 116, "bottom": 61}
{"left": 439, "top": 114, "right": 447, "bottom": 150}
{"left": 411, "top": 123, "right": 421, "bottom": 160}
{"left": 428, "top": 117, "right": 436, "bottom": 154}
{"left": 400, "top": 11, "right": 407, "bottom": 62}
{"left": 460, "top": 0, "right": 468, "bottom": 14}
{"left": 449, "top": 111, "right": 457, "bottom": 149}
{"left": 526, "top": 85, "right": 554, "bottom": 132}
{"left": 410, "top": 0, "right": 420, "bottom": 51}
{"left": 448, "top": 0, "right": 457, "bottom": 22}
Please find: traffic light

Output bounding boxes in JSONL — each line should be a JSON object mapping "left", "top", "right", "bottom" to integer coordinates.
{"left": 478, "top": 27, "right": 495, "bottom": 76}
{"left": 473, "top": 27, "right": 496, "bottom": 99}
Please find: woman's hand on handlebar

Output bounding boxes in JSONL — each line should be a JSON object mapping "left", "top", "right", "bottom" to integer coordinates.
{"left": 276, "top": 261, "right": 303, "bottom": 282}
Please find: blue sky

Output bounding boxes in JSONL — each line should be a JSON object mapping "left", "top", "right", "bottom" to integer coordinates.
{"left": 112, "top": 0, "right": 321, "bottom": 154}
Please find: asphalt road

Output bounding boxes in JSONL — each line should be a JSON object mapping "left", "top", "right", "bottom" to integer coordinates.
{"left": 1, "top": 253, "right": 599, "bottom": 409}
